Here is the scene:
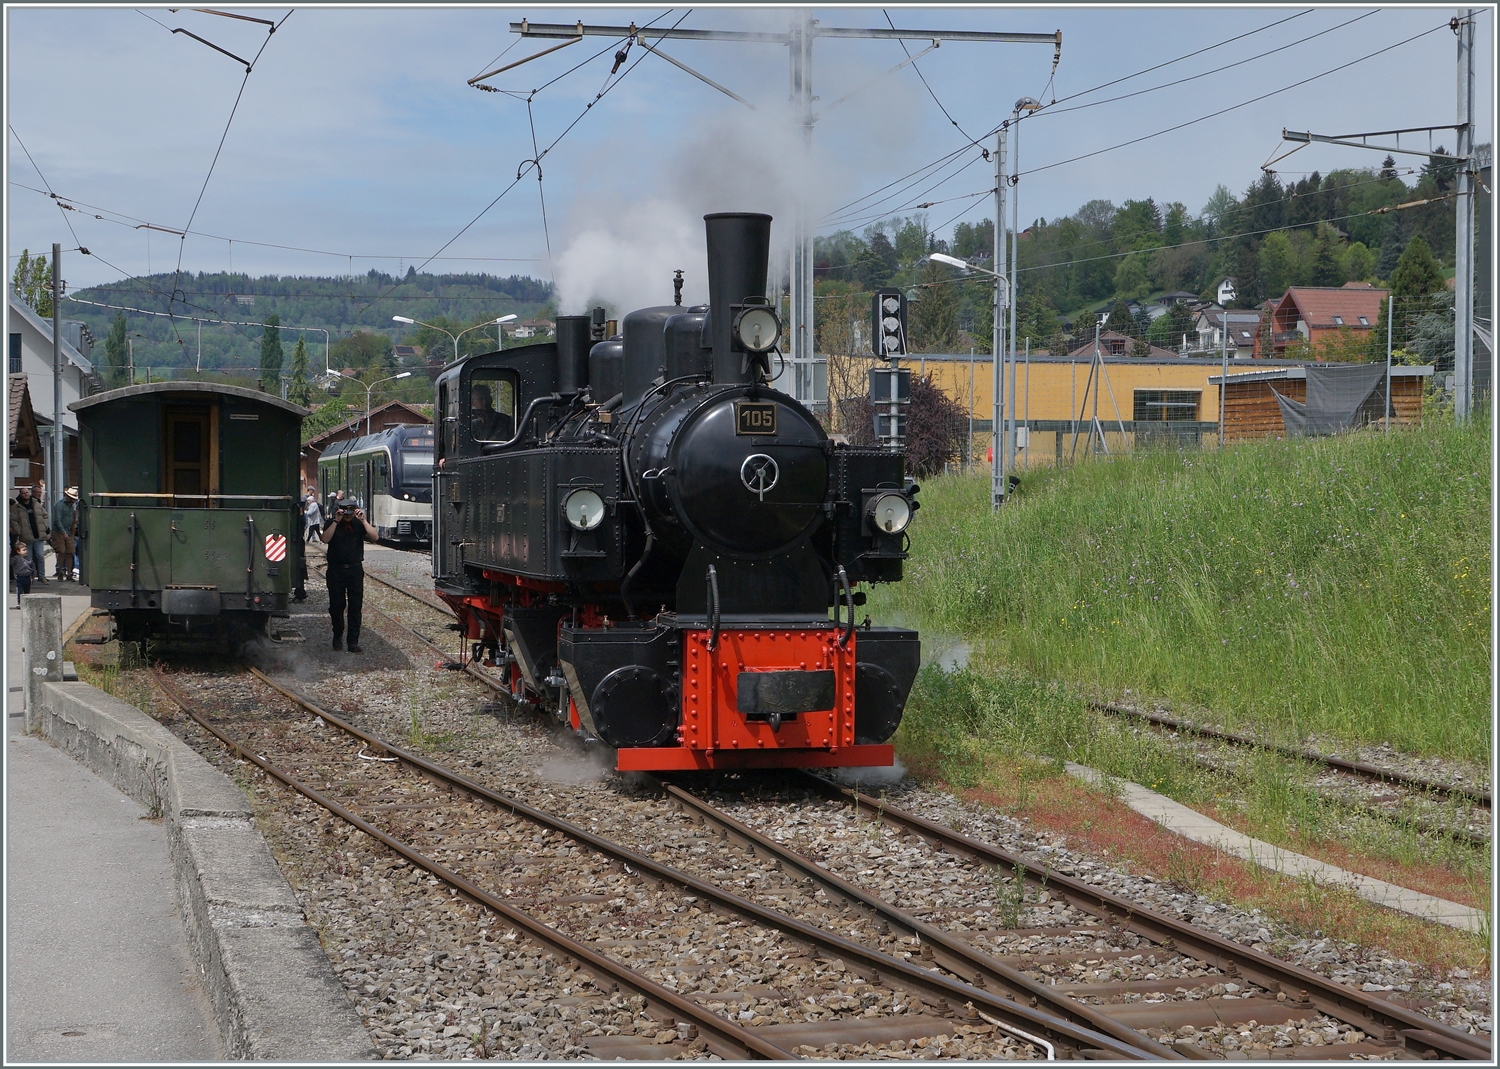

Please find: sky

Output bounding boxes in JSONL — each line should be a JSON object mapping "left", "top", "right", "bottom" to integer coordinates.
{"left": 5, "top": 4, "right": 1494, "bottom": 317}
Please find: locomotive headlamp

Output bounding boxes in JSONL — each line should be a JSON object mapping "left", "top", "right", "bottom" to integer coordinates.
{"left": 733, "top": 306, "right": 781, "bottom": 353}
{"left": 866, "top": 492, "right": 912, "bottom": 535}
{"left": 563, "top": 488, "right": 606, "bottom": 531}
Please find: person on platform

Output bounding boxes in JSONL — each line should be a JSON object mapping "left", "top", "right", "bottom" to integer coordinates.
{"left": 321, "top": 497, "right": 377, "bottom": 653}
{"left": 9, "top": 485, "right": 49, "bottom": 584}
{"left": 50, "top": 486, "right": 79, "bottom": 582}
{"left": 11, "top": 541, "right": 34, "bottom": 605}
{"left": 303, "top": 493, "right": 323, "bottom": 544}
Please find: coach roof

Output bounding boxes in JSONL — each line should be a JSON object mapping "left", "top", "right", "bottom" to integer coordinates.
{"left": 69, "top": 380, "right": 309, "bottom": 417}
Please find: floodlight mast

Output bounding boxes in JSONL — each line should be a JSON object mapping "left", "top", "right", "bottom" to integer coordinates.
{"left": 507, "top": 16, "right": 1060, "bottom": 408}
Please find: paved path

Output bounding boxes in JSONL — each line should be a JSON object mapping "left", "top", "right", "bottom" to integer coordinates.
{"left": 7, "top": 593, "right": 224, "bottom": 1062}
{"left": 1065, "top": 762, "right": 1488, "bottom": 934}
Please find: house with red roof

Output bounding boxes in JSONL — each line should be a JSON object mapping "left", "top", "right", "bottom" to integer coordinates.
{"left": 1262, "top": 282, "right": 1388, "bottom": 359}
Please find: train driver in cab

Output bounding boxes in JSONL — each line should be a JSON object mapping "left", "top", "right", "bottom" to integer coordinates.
{"left": 471, "top": 383, "right": 514, "bottom": 442}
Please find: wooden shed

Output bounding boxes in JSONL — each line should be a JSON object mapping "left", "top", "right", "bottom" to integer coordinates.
{"left": 1211, "top": 364, "right": 1431, "bottom": 441}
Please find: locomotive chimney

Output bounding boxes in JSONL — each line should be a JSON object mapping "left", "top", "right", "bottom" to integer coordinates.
{"left": 704, "top": 212, "right": 772, "bottom": 385}
{"left": 555, "top": 315, "right": 592, "bottom": 395}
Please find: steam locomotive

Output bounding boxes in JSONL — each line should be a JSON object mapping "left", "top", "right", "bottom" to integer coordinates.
{"left": 432, "top": 213, "right": 920, "bottom": 771}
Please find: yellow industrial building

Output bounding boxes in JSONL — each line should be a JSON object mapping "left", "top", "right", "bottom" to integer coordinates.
{"left": 831, "top": 352, "right": 1429, "bottom": 469}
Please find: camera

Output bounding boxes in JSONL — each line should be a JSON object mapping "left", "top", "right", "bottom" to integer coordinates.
{"left": 336, "top": 501, "right": 359, "bottom": 516}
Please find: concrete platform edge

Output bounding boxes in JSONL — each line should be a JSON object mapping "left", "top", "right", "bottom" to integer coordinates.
{"left": 34, "top": 679, "right": 377, "bottom": 1061}
{"left": 1064, "top": 761, "right": 1488, "bottom": 934}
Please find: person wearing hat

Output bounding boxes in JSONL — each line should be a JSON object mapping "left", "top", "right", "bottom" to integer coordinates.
{"left": 50, "top": 487, "right": 80, "bottom": 582}
{"left": 9, "top": 484, "right": 50, "bottom": 584}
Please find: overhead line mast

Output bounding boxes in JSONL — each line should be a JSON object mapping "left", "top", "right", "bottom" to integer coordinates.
{"left": 506, "top": 15, "right": 1059, "bottom": 399}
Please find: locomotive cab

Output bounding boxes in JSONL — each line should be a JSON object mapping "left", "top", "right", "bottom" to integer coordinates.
{"left": 432, "top": 213, "right": 921, "bottom": 772}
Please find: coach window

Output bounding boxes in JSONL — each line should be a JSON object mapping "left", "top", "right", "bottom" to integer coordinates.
{"left": 469, "top": 370, "right": 518, "bottom": 443}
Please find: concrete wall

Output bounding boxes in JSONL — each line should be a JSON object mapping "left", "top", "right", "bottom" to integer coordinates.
{"left": 25, "top": 619, "right": 375, "bottom": 1059}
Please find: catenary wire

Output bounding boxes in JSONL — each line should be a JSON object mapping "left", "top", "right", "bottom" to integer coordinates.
{"left": 1019, "top": 20, "right": 1451, "bottom": 178}
{"left": 358, "top": 9, "right": 690, "bottom": 313}
{"left": 7, "top": 124, "right": 85, "bottom": 254}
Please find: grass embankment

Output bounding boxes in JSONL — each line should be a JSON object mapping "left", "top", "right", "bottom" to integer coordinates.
{"left": 872, "top": 421, "right": 1491, "bottom": 967}
{"left": 881, "top": 418, "right": 1491, "bottom": 758}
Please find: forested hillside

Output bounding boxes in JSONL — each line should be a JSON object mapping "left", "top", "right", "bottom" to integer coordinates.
{"left": 57, "top": 268, "right": 555, "bottom": 377}
{"left": 814, "top": 150, "right": 1473, "bottom": 355}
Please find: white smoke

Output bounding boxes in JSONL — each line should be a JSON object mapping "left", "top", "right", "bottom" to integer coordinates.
{"left": 550, "top": 17, "right": 936, "bottom": 317}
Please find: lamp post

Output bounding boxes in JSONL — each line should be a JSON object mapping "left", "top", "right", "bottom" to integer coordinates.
{"left": 392, "top": 315, "right": 517, "bottom": 366}
{"left": 365, "top": 372, "right": 413, "bottom": 435}
{"left": 930, "top": 252, "right": 1011, "bottom": 499}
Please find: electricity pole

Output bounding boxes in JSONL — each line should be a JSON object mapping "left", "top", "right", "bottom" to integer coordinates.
{"left": 506, "top": 15, "right": 1059, "bottom": 386}
{"left": 1453, "top": 8, "right": 1475, "bottom": 421}
{"left": 1277, "top": 9, "right": 1480, "bottom": 420}
{"left": 51, "top": 244, "right": 63, "bottom": 510}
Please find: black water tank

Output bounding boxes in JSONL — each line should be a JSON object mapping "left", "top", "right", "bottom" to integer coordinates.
{"left": 555, "top": 315, "right": 591, "bottom": 395}
{"left": 588, "top": 339, "right": 624, "bottom": 403}
{"left": 621, "top": 306, "right": 679, "bottom": 404}
{"left": 664, "top": 306, "right": 711, "bottom": 381}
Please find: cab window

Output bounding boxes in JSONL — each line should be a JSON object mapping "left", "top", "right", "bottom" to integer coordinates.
{"left": 468, "top": 370, "right": 518, "bottom": 443}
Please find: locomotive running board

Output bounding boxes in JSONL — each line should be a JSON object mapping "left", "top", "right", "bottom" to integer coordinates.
{"left": 615, "top": 745, "right": 893, "bottom": 772}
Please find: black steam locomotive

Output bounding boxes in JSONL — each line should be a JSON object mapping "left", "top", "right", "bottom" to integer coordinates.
{"left": 432, "top": 213, "right": 920, "bottom": 771}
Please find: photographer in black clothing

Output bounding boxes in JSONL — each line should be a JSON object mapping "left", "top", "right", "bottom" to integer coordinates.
{"left": 321, "top": 499, "right": 378, "bottom": 652}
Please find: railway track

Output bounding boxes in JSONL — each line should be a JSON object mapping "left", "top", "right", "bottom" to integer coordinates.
{"left": 320, "top": 563, "right": 1487, "bottom": 1059}
{"left": 1095, "top": 702, "right": 1491, "bottom": 811}
{"left": 147, "top": 664, "right": 1157, "bottom": 1060}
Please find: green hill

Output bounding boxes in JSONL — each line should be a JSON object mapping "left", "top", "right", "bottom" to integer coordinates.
{"left": 64, "top": 269, "right": 554, "bottom": 375}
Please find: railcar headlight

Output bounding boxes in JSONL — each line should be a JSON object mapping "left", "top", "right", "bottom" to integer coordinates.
{"left": 563, "top": 488, "right": 606, "bottom": 531}
{"left": 866, "top": 493, "right": 912, "bottom": 535}
{"left": 733, "top": 306, "right": 781, "bottom": 353}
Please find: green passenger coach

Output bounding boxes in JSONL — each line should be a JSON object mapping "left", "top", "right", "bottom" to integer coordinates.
{"left": 70, "top": 381, "right": 308, "bottom": 644}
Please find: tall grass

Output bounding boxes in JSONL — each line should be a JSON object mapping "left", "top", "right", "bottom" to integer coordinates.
{"left": 874, "top": 419, "right": 1491, "bottom": 759}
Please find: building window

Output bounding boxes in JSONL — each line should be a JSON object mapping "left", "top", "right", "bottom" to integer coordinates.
{"left": 1358, "top": 316, "right": 1369, "bottom": 326}
{"left": 1332, "top": 315, "right": 1344, "bottom": 326}
{"left": 1133, "top": 389, "right": 1201, "bottom": 422}
{"left": 8, "top": 333, "right": 20, "bottom": 374}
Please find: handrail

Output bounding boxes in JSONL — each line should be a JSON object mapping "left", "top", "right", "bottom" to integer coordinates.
{"left": 88, "top": 493, "right": 295, "bottom": 503}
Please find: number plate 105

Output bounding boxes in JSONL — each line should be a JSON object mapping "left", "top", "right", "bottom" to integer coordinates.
{"left": 735, "top": 402, "right": 777, "bottom": 436}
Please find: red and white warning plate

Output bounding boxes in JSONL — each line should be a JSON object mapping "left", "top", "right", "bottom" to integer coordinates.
{"left": 264, "top": 534, "right": 287, "bottom": 562}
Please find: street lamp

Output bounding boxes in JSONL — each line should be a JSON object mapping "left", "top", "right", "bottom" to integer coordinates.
{"left": 392, "top": 315, "right": 517, "bottom": 365}
{"left": 365, "top": 372, "right": 413, "bottom": 435}
{"left": 927, "top": 253, "right": 1013, "bottom": 503}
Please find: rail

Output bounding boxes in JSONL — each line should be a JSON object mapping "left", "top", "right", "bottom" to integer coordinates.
{"left": 236, "top": 668, "right": 1156, "bottom": 1059}
{"left": 799, "top": 773, "right": 1494, "bottom": 1062}
{"left": 148, "top": 668, "right": 796, "bottom": 1061}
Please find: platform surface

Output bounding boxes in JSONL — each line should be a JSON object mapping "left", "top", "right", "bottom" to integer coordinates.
{"left": 6, "top": 592, "right": 225, "bottom": 1062}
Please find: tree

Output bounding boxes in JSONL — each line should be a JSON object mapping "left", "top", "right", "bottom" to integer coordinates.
{"left": 1391, "top": 234, "right": 1444, "bottom": 297}
{"left": 1112, "top": 253, "right": 1152, "bottom": 301}
{"left": 1375, "top": 212, "right": 1408, "bottom": 279}
{"left": 1379, "top": 154, "right": 1399, "bottom": 182}
{"left": 104, "top": 312, "right": 129, "bottom": 389}
{"left": 288, "top": 336, "right": 311, "bottom": 405}
{"left": 1103, "top": 300, "right": 1135, "bottom": 336}
{"left": 1256, "top": 232, "right": 1297, "bottom": 298}
{"left": 330, "top": 329, "right": 393, "bottom": 371}
{"left": 845, "top": 376, "right": 968, "bottom": 477}
{"left": 258, "top": 314, "right": 284, "bottom": 392}
{"left": 1421, "top": 146, "right": 1459, "bottom": 194}
{"left": 1308, "top": 222, "right": 1345, "bottom": 287}
{"left": 1200, "top": 185, "right": 1236, "bottom": 234}
{"left": 909, "top": 260, "right": 960, "bottom": 352}
{"left": 1340, "top": 241, "right": 1376, "bottom": 283}
{"left": 11, "top": 249, "right": 54, "bottom": 317}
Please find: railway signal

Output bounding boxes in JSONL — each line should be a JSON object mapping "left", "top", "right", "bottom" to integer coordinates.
{"left": 871, "top": 289, "right": 907, "bottom": 357}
